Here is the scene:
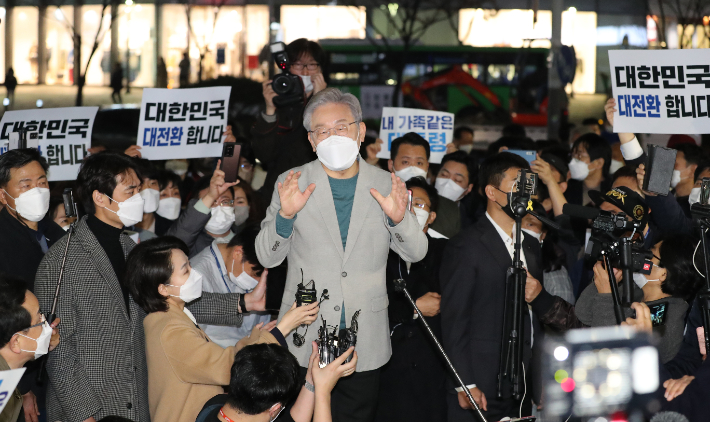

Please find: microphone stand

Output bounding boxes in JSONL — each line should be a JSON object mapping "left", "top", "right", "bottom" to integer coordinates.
{"left": 393, "top": 279, "right": 488, "bottom": 422}
{"left": 691, "top": 203, "right": 710, "bottom": 357}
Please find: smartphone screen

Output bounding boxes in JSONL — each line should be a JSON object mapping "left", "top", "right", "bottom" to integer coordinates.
{"left": 507, "top": 149, "right": 537, "bottom": 165}
{"left": 407, "top": 189, "right": 413, "bottom": 213}
{"left": 649, "top": 302, "right": 668, "bottom": 327}
{"left": 221, "top": 142, "right": 242, "bottom": 184}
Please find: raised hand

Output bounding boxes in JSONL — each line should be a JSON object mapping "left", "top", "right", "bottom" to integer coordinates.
{"left": 621, "top": 302, "right": 653, "bottom": 333}
{"left": 531, "top": 156, "right": 554, "bottom": 186}
{"left": 223, "top": 125, "right": 236, "bottom": 143}
{"left": 311, "top": 72, "right": 327, "bottom": 95}
{"left": 604, "top": 98, "right": 617, "bottom": 127}
{"left": 263, "top": 80, "right": 277, "bottom": 115}
{"left": 370, "top": 173, "right": 408, "bottom": 224}
{"left": 311, "top": 343, "right": 358, "bottom": 393}
{"left": 124, "top": 145, "right": 142, "bottom": 158}
{"left": 278, "top": 171, "right": 316, "bottom": 219}
{"left": 202, "top": 159, "right": 239, "bottom": 208}
{"left": 277, "top": 301, "right": 320, "bottom": 335}
{"left": 244, "top": 269, "right": 267, "bottom": 312}
{"left": 365, "top": 138, "right": 383, "bottom": 165}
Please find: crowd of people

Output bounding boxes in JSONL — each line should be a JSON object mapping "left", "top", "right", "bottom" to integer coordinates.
{"left": 2, "top": 37, "right": 710, "bottom": 422}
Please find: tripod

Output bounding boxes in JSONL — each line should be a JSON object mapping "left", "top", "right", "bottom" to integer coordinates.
{"left": 497, "top": 195, "right": 560, "bottom": 401}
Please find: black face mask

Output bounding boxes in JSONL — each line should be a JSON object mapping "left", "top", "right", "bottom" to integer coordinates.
{"left": 494, "top": 186, "right": 516, "bottom": 220}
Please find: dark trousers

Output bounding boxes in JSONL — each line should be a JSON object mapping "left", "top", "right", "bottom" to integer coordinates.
{"left": 300, "top": 367, "right": 380, "bottom": 422}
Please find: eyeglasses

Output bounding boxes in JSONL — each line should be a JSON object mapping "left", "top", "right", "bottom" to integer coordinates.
{"left": 412, "top": 201, "right": 430, "bottom": 212}
{"left": 239, "top": 163, "right": 254, "bottom": 171}
{"left": 213, "top": 199, "right": 234, "bottom": 207}
{"left": 309, "top": 122, "right": 358, "bottom": 142}
{"left": 25, "top": 314, "right": 46, "bottom": 331}
{"left": 291, "top": 63, "right": 319, "bottom": 71}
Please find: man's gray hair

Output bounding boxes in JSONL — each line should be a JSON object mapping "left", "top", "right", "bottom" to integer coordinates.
{"left": 303, "top": 88, "right": 363, "bottom": 131}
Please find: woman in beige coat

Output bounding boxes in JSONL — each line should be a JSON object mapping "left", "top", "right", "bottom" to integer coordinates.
{"left": 124, "top": 236, "right": 296, "bottom": 422}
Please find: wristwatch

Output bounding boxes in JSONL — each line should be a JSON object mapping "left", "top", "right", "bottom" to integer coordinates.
{"left": 239, "top": 294, "right": 247, "bottom": 313}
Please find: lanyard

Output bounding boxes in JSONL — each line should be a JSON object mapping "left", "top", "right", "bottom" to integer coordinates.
{"left": 209, "top": 244, "right": 233, "bottom": 294}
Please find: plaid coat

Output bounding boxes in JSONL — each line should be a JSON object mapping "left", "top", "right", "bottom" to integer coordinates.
{"left": 35, "top": 216, "right": 244, "bottom": 422}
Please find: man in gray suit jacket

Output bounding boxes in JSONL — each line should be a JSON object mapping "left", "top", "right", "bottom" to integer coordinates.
{"left": 256, "top": 88, "right": 428, "bottom": 422}
{"left": 34, "top": 152, "right": 260, "bottom": 422}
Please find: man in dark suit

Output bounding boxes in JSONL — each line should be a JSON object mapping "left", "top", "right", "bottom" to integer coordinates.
{"left": 375, "top": 176, "right": 448, "bottom": 422}
{"left": 441, "top": 152, "right": 544, "bottom": 422}
{"left": 431, "top": 151, "right": 478, "bottom": 238}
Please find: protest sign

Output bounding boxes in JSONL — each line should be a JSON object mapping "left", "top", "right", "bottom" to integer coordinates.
{"left": 0, "top": 368, "right": 26, "bottom": 415}
{"left": 137, "top": 87, "right": 231, "bottom": 160}
{"left": 0, "top": 107, "right": 98, "bottom": 181}
{"left": 609, "top": 49, "right": 710, "bottom": 134}
{"left": 377, "top": 107, "right": 454, "bottom": 164}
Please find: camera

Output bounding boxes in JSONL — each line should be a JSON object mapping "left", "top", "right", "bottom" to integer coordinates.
{"left": 543, "top": 326, "right": 660, "bottom": 420}
{"left": 585, "top": 210, "right": 653, "bottom": 275}
{"left": 270, "top": 42, "right": 305, "bottom": 108}
{"left": 316, "top": 310, "right": 360, "bottom": 368}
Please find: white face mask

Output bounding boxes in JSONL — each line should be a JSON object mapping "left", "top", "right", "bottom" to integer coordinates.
{"left": 299, "top": 75, "right": 313, "bottom": 93}
{"left": 62, "top": 224, "right": 71, "bottom": 232}
{"left": 156, "top": 197, "right": 181, "bottom": 220}
{"left": 140, "top": 188, "right": 160, "bottom": 213}
{"left": 168, "top": 268, "right": 203, "bottom": 303}
{"left": 671, "top": 170, "right": 682, "bottom": 188}
{"left": 568, "top": 158, "right": 590, "bottom": 181}
{"left": 522, "top": 228, "right": 542, "bottom": 243}
{"left": 413, "top": 207, "right": 430, "bottom": 230}
{"left": 394, "top": 165, "right": 428, "bottom": 182}
{"left": 4, "top": 187, "right": 50, "bottom": 222}
{"left": 689, "top": 187, "right": 702, "bottom": 205}
{"left": 459, "top": 144, "right": 474, "bottom": 154}
{"left": 609, "top": 159, "right": 624, "bottom": 175}
{"left": 17, "top": 321, "right": 53, "bottom": 359}
{"left": 435, "top": 177, "right": 466, "bottom": 202}
{"left": 205, "top": 205, "right": 235, "bottom": 235}
{"left": 229, "top": 259, "right": 260, "bottom": 291}
{"left": 165, "top": 160, "right": 188, "bottom": 176}
{"left": 105, "top": 193, "right": 145, "bottom": 227}
{"left": 315, "top": 134, "right": 360, "bottom": 172}
{"left": 233, "top": 205, "right": 250, "bottom": 226}
{"left": 633, "top": 272, "right": 660, "bottom": 289}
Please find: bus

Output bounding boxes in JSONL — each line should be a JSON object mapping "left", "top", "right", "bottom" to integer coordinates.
{"left": 320, "top": 41, "right": 553, "bottom": 127}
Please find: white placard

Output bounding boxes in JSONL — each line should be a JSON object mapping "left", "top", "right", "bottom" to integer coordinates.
{"left": 0, "top": 368, "right": 26, "bottom": 415}
{"left": 609, "top": 49, "right": 710, "bottom": 134}
{"left": 0, "top": 107, "right": 98, "bottom": 181}
{"left": 377, "top": 107, "right": 454, "bottom": 164}
{"left": 138, "top": 87, "right": 231, "bottom": 160}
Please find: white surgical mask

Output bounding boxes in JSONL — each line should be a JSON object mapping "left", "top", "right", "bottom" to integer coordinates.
{"left": 435, "top": 177, "right": 465, "bottom": 202}
{"left": 671, "top": 170, "right": 682, "bottom": 188}
{"left": 459, "top": 144, "right": 474, "bottom": 154}
{"left": 394, "top": 165, "right": 427, "bottom": 182}
{"left": 633, "top": 272, "right": 660, "bottom": 289}
{"left": 168, "top": 268, "right": 203, "bottom": 303}
{"left": 522, "top": 228, "right": 542, "bottom": 243}
{"left": 609, "top": 159, "right": 624, "bottom": 175}
{"left": 140, "top": 188, "right": 160, "bottom": 213}
{"left": 4, "top": 187, "right": 50, "bottom": 222}
{"left": 17, "top": 321, "right": 53, "bottom": 359}
{"left": 316, "top": 135, "right": 360, "bottom": 172}
{"left": 229, "top": 259, "right": 260, "bottom": 291}
{"left": 156, "top": 197, "right": 181, "bottom": 220}
{"left": 205, "top": 206, "right": 235, "bottom": 235}
{"left": 413, "top": 207, "right": 430, "bottom": 229}
{"left": 568, "top": 158, "right": 590, "bottom": 181}
{"left": 62, "top": 225, "right": 71, "bottom": 232}
{"left": 105, "top": 193, "right": 145, "bottom": 227}
{"left": 234, "top": 205, "right": 249, "bottom": 226}
{"left": 165, "top": 160, "right": 188, "bottom": 176}
{"left": 299, "top": 75, "right": 313, "bottom": 93}
{"left": 689, "top": 187, "right": 702, "bottom": 205}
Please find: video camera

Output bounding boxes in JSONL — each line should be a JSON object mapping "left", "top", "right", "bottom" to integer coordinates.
{"left": 316, "top": 310, "right": 360, "bottom": 368}
{"left": 584, "top": 210, "right": 653, "bottom": 276}
{"left": 270, "top": 42, "right": 305, "bottom": 108}
{"left": 543, "top": 326, "right": 660, "bottom": 420}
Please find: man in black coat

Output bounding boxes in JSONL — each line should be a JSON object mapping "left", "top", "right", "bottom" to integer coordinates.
{"left": 441, "top": 152, "right": 544, "bottom": 422}
{"left": 0, "top": 148, "right": 66, "bottom": 422}
{"left": 0, "top": 148, "right": 66, "bottom": 289}
{"left": 375, "top": 176, "right": 448, "bottom": 422}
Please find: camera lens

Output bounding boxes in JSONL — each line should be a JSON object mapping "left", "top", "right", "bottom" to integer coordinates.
{"left": 272, "top": 75, "right": 293, "bottom": 95}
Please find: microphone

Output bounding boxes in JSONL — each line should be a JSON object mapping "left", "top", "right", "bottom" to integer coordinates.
{"left": 650, "top": 411, "right": 689, "bottom": 422}
{"left": 562, "top": 203, "right": 600, "bottom": 221}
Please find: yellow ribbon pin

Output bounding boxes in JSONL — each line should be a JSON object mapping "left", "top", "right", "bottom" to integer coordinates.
{"left": 527, "top": 200, "right": 533, "bottom": 211}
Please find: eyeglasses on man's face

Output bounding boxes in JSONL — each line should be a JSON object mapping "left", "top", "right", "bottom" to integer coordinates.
{"left": 309, "top": 122, "right": 358, "bottom": 142}
{"left": 290, "top": 62, "right": 319, "bottom": 71}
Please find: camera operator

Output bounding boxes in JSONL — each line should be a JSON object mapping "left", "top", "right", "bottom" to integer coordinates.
{"left": 527, "top": 234, "right": 702, "bottom": 364}
{"left": 440, "top": 152, "right": 543, "bottom": 421}
{"left": 252, "top": 38, "right": 326, "bottom": 203}
{"left": 0, "top": 274, "right": 61, "bottom": 422}
{"left": 375, "top": 176, "right": 448, "bottom": 422}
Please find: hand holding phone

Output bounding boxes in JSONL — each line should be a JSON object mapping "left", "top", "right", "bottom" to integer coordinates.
{"left": 221, "top": 142, "right": 243, "bottom": 184}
